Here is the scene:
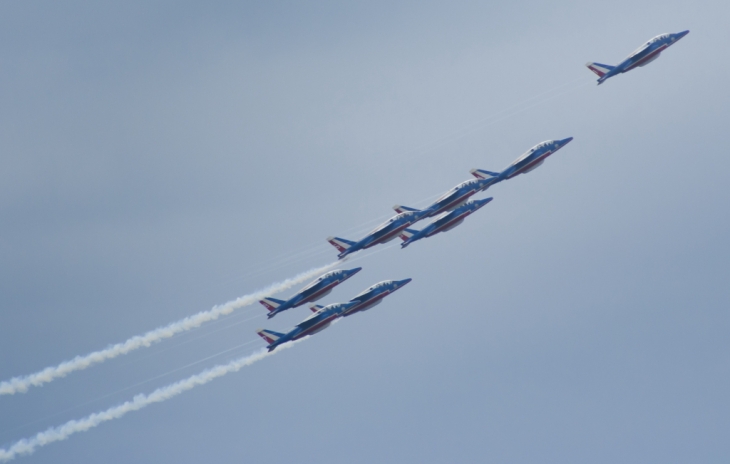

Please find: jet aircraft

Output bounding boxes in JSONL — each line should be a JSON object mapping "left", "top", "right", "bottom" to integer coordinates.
{"left": 393, "top": 176, "right": 497, "bottom": 220}
{"left": 327, "top": 210, "right": 428, "bottom": 259}
{"left": 256, "top": 301, "right": 358, "bottom": 351}
{"left": 586, "top": 30, "right": 689, "bottom": 85}
{"left": 471, "top": 138, "right": 573, "bottom": 185}
{"left": 259, "top": 267, "right": 362, "bottom": 318}
{"left": 399, "top": 198, "right": 493, "bottom": 248}
{"left": 311, "top": 278, "right": 412, "bottom": 317}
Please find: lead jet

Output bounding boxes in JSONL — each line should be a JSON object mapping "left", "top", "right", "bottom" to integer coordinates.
{"left": 470, "top": 138, "right": 573, "bottom": 185}
{"left": 256, "top": 300, "right": 358, "bottom": 351}
{"left": 259, "top": 267, "right": 362, "bottom": 318}
{"left": 393, "top": 176, "right": 497, "bottom": 220}
{"left": 327, "top": 210, "right": 428, "bottom": 259}
{"left": 586, "top": 30, "right": 689, "bottom": 85}
{"left": 310, "top": 278, "right": 411, "bottom": 317}
{"left": 399, "top": 198, "right": 493, "bottom": 248}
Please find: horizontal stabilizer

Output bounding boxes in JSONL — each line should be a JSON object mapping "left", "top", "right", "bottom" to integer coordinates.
{"left": 585, "top": 62, "right": 615, "bottom": 78}
{"left": 259, "top": 297, "right": 286, "bottom": 312}
{"left": 399, "top": 228, "right": 418, "bottom": 241}
{"left": 393, "top": 205, "right": 420, "bottom": 214}
{"left": 470, "top": 169, "right": 500, "bottom": 179}
{"left": 309, "top": 304, "right": 324, "bottom": 313}
{"left": 257, "top": 329, "right": 285, "bottom": 344}
{"left": 326, "top": 236, "right": 356, "bottom": 253}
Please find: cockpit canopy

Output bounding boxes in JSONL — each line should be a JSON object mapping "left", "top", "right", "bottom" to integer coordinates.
{"left": 299, "top": 271, "right": 337, "bottom": 292}
{"left": 436, "top": 179, "right": 480, "bottom": 202}
{"left": 352, "top": 281, "right": 390, "bottom": 299}
{"left": 512, "top": 141, "right": 553, "bottom": 165}
{"left": 630, "top": 34, "right": 669, "bottom": 57}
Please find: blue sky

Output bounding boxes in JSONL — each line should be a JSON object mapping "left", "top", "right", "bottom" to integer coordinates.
{"left": 1, "top": 1, "right": 729, "bottom": 462}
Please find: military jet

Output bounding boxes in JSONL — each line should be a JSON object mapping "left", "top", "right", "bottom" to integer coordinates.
{"left": 327, "top": 210, "right": 428, "bottom": 259}
{"left": 259, "top": 267, "right": 362, "bottom": 318}
{"left": 393, "top": 176, "right": 497, "bottom": 220}
{"left": 586, "top": 30, "right": 689, "bottom": 85}
{"left": 399, "top": 198, "right": 493, "bottom": 248}
{"left": 256, "top": 301, "right": 358, "bottom": 351}
{"left": 470, "top": 138, "right": 573, "bottom": 185}
{"left": 311, "top": 278, "right": 412, "bottom": 317}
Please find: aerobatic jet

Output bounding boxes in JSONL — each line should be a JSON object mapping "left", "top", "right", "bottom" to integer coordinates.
{"left": 311, "top": 278, "right": 412, "bottom": 317}
{"left": 470, "top": 138, "right": 573, "bottom": 185}
{"left": 256, "top": 301, "right": 358, "bottom": 351}
{"left": 399, "top": 198, "right": 493, "bottom": 248}
{"left": 586, "top": 30, "right": 689, "bottom": 85}
{"left": 393, "top": 176, "right": 497, "bottom": 220}
{"left": 327, "top": 210, "right": 428, "bottom": 259}
{"left": 259, "top": 267, "right": 362, "bottom": 318}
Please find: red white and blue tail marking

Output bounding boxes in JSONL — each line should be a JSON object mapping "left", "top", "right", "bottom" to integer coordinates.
{"left": 257, "top": 329, "right": 284, "bottom": 345}
{"left": 392, "top": 205, "right": 420, "bottom": 214}
{"left": 585, "top": 62, "right": 615, "bottom": 77}
{"left": 259, "top": 297, "right": 285, "bottom": 313}
{"left": 327, "top": 236, "right": 355, "bottom": 253}
{"left": 399, "top": 228, "right": 417, "bottom": 242}
{"left": 470, "top": 169, "right": 500, "bottom": 180}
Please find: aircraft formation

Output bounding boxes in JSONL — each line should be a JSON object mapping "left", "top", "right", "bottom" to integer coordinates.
{"left": 257, "top": 31, "right": 688, "bottom": 352}
{"left": 0, "top": 29, "right": 694, "bottom": 463}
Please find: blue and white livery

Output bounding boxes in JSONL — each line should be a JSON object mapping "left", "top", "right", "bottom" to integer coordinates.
{"left": 256, "top": 301, "right": 358, "bottom": 352}
{"left": 393, "top": 176, "right": 497, "bottom": 220}
{"left": 471, "top": 138, "right": 573, "bottom": 185}
{"left": 259, "top": 267, "right": 362, "bottom": 318}
{"left": 311, "top": 278, "right": 412, "bottom": 318}
{"left": 399, "top": 198, "right": 493, "bottom": 248}
{"left": 327, "top": 210, "right": 428, "bottom": 259}
{"left": 586, "top": 30, "right": 689, "bottom": 85}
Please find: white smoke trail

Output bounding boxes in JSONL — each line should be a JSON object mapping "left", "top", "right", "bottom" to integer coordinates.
{"left": 0, "top": 341, "right": 302, "bottom": 462}
{"left": 0, "top": 263, "right": 336, "bottom": 396}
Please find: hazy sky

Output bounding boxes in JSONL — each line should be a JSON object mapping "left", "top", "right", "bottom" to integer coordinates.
{"left": 1, "top": 1, "right": 729, "bottom": 462}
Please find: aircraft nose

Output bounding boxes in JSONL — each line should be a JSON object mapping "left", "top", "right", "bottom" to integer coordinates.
{"left": 476, "top": 197, "right": 493, "bottom": 207}
{"left": 347, "top": 267, "right": 363, "bottom": 276}
{"left": 558, "top": 137, "right": 574, "bottom": 147}
{"left": 677, "top": 30, "right": 690, "bottom": 39}
{"left": 396, "top": 278, "right": 412, "bottom": 288}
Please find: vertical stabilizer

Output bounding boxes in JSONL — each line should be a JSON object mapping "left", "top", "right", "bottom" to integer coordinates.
{"left": 327, "top": 236, "right": 356, "bottom": 253}
{"left": 399, "top": 228, "right": 418, "bottom": 242}
{"left": 259, "top": 297, "right": 286, "bottom": 313}
{"left": 257, "top": 329, "right": 285, "bottom": 345}
{"left": 585, "top": 62, "right": 615, "bottom": 78}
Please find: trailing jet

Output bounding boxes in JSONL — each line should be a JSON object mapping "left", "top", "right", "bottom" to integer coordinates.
{"left": 471, "top": 138, "right": 573, "bottom": 185}
{"left": 311, "top": 278, "right": 412, "bottom": 317}
{"left": 256, "top": 301, "right": 358, "bottom": 351}
{"left": 393, "top": 176, "right": 497, "bottom": 220}
{"left": 259, "top": 267, "right": 362, "bottom": 318}
{"left": 327, "top": 210, "right": 428, "bottom": 259}
{"left": 399, "top": 198, "right": 493, "bottom": 248}
{"left": 586, "top": 30, "right": 689, "bottom": 85}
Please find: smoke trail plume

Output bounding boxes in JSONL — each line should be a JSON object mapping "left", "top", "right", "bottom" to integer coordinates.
{"left": 0, "top": 263, "right": 336, "bottom": 395}
{"left": 0, "top": 341, "right": 302, "bottom": 462}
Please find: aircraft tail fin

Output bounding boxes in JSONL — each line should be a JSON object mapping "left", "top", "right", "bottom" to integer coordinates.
{"left": 585, "top": 62, "right": 615, "bottom": 78}
{"left": 399, "top": 228, "right": 418, "bottom": 242}
{"left": 259, "top": 297, "right": 286, "bottom": 313}
{"left": 257, "top": 329, "right": 285, "bottom": 345}
{"left": 470, "top": 169, "right": 500, "bottom": 180}
{"left": 392, "top": 205, "right": 420, "bottom": 214}
{"left": 309, "top": 304, "right": 324, "bottom": 313}
{"left": 326, "top": 236, "right": 356, "bottom": 253}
